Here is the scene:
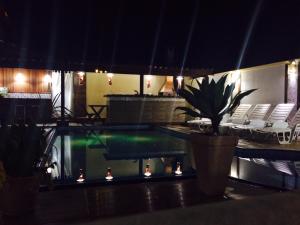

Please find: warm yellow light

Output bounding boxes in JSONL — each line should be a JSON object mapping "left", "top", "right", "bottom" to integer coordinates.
{"left": 145, "top": 75, "right": 152, "bottom": 88}
{"left": 175, "top": 162, "right": 182, "bottom": 175}
{"left": 176, "top": 76, "right": 183, "bottom": 89}
{"left": 145, "top": 75, "right": 152, "bottom": 81}
{"left": 46, "top": 167, "right": 52, "bottom": 174}
{"left": 288, "top": 61, "right": 298, "bottom": 76}
{"left": 107, "top": 73, "right": 114, "bottom": 78}
{"left": 95, "top": 69, "right": 99, "bottom": 73}
{"left": 107, "top": 73, "right": 114, "bottom": 85}
{"left": 76, "top": 169, "right": 85, "bottom": 183}
{"left": 43, "top": 74, "right": 52, "bottom": 84}
{"left": 105, "top": 167, "right": 113, "bottom": 181}
{"left": 176, "top": 76, "right": 183, "bottom": 82}
{"left": 144, "top": 164, "right": 151, "bottom": 177}
{"left": 231, "top": 70, "right": 241, "bottom": 83}
{"left": 15, "top": 73, "right": 25, "bottom": 83}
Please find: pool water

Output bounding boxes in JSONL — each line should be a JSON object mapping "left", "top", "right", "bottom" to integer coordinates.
{"left": 49, "top": 130, "right": 194, "bottom": 184}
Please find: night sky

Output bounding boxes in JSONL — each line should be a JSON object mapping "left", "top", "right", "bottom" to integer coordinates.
{"left": 1, "top": 0, "right": 300, "bottom": 72}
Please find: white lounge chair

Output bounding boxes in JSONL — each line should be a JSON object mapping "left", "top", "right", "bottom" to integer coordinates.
{"left": 233, "top": 103, "right": 294, "bottom": 130}
{"left": 188, "top": 104, "right": 252, "bottom": 126}
{"left": 228, "top": 104, "right": 253, "bottom": 123}
{"left": 253, "top": 106, "right": 300, "bottom": 144}
{"left": 290, "top": 107, "right": 300, "bottom": 127}
{"left": 267, "top": 103, "right": 295, "bottom": 123}
{"left": 248, "top": 104, "right": 271, "bottom": 120}
{"left": 223, "top": 104, "right": 271, "bottom": 130}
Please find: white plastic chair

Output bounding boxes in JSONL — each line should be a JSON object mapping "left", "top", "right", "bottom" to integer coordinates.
{"left": 248, "top": 104, "right": 271, "bottom": 120}
{"left": 274, "top": 124, "right": 300, "bottom": 144}
{"left": 256, "top": 107, "right": 300, "bottom": 145}
{"left": 267, "top": 103, "right": 295, "bottom": 123}
{"left": 187, "top": 104, "right": 252, "bottom": 126}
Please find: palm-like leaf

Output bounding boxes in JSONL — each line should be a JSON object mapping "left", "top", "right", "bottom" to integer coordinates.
{"left": 176, "top": 74, "right": 256, "bottom": 134}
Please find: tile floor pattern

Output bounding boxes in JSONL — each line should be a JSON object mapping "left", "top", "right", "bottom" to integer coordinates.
{"left": 0, "top": 178, "right": 279, "bottom": 225}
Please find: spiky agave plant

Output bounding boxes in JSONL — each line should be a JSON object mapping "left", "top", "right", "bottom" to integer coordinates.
{"left": 176, "top": 74, "right": 256, "bottom": 135}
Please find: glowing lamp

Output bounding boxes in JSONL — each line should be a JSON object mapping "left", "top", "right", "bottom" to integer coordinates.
{"left": 107, "top": 73, "right": 114, "bottom": 85}
{"left": 78, "top": 72, "right": 85, "bottom": 85}
{"left": 175, "top": 162, "right": 182, "bottom": 175}
{"left": 46, "top": 167, "right": 52, "bottom": 174}
{"left": 144, "top": 164, "right": 151, "bottom": 177}
{"left": 95, "top": 69, "right": 99, "bottom": 73}
{"left": 15, "top": 73, "right": 25, "bottom": 83}
{"left": 76, "top": 169, "right": 85, "bottom": 183}
{"left": 43, "top": 74, "right": 52, "bottom": 84}
{"left": 176, "top": 76, "right": 183, "bottom": 89}
{"left": 145, "top": 75, "right": 152, "bottom": 88}
{"left": 288, "top": 61, "right": 298, "bottom": 77}
{"left": 105, "top": 167, "right": 113, "bottom": 181}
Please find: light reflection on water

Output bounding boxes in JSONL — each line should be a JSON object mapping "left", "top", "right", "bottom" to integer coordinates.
{"left": 49, "top": 130, "right": 193, "bottom": 183}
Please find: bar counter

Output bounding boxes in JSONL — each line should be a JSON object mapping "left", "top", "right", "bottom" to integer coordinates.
{"left": 0, "top": 93, "right": 52, "bottom": 123}
{"left": 105, "top": 95, "right": 186, "bottom": 124}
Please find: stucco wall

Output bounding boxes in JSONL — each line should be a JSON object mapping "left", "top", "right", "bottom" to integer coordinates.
{"left": 86, "top": 73, "right": 170, "bottom": 117}
{"left": 143, "top": 75, "right": 166, "bottom": 95}
{"left": 240, "top": 64, "right": 285, "bottom": 104}
{"left": 86, "top": 73, "right": 140, "bottom": 115}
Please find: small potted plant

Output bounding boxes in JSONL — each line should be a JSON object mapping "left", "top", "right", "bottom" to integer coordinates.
{"left": 0, "top": 120, "right": 47, "bottom": 216}
{"left": 176, "top": 74, "right": 256, "bottom": 196}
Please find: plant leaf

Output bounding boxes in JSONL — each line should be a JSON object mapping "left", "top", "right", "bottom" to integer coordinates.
{"left": 175, "top": 106, "right": 201, "bottom": 118}
{"left": 229, "top": 89, "right": 257, "bottom": 112}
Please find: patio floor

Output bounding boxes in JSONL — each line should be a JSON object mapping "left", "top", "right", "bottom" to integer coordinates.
{"left": 0, "top": 178, "right": 279, "bottom": 225}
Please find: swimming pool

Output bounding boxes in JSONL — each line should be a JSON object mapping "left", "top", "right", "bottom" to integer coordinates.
{"left": 47, "top": 128, "right": 194, "bottom": 185}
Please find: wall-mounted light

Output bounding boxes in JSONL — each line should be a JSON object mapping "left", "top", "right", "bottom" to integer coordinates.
{"left": 176, "top": 76, "right": 183, "bottom": 89}
{"left": 78, "top": 71, "right": 85, "bottom": 76}
{"left": 145, "top": 75, "right": 152, "bottom": 88}
{"left": 78, "top": 72, "right": 85, "bottom": 85}
{"left": 95, "top": 69, "right": 104, "bottom": 74}
{"left": 105, "top": 167, "right": 113, "bottom": 181}
{"left": 231, "top": 70, "right": 241, "bottom": 83}
{"left": 15, "top": 73, "right": 25, "bottom": 84}
{"left": 288, "top": 60, "right": 298, "bottom": 78}
{"left": 43, "top": 74, "right": 52, "bottom": 84}
{"left": 43, "top": 74, "right": 52, "bottom": 92}
{"left": 107, "top": 73, "right": 114, "bottom": 85}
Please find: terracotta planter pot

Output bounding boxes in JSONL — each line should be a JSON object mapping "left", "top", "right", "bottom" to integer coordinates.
{"left": 0, "top": 175, "right": 40, "bottom": 216}
{"left": 190, "top": 134, "right": 238, "bottom": 196}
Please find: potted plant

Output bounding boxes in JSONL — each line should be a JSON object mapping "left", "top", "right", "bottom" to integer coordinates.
{"left": 0, "top": 120, "right": 47, "bottom": 216}
{"left": 176, "top": 74, "right": 256, "bottom": 196}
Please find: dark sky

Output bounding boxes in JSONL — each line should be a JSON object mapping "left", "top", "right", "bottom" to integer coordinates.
{"left": 1, "top": 0, "right": 300, "bottom": 72}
